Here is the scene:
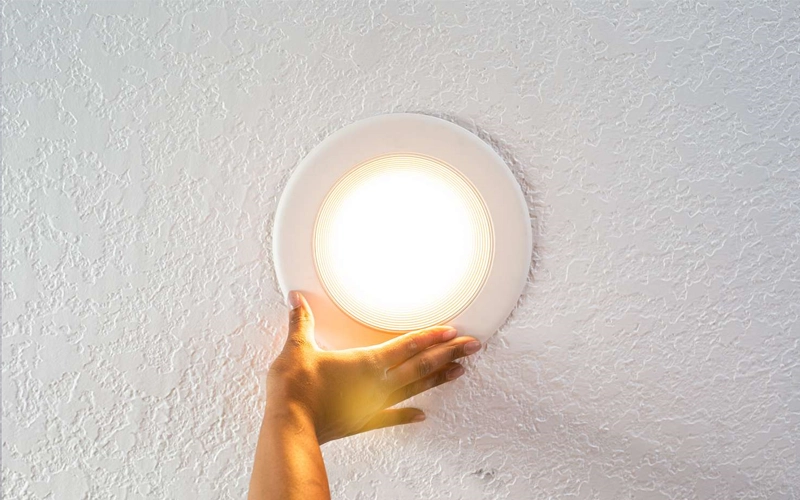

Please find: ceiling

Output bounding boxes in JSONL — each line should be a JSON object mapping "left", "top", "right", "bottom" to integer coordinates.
{"left": 3, "top": 1, "right": 798, "bottom": 498}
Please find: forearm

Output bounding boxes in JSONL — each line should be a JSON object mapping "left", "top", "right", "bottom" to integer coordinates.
{"left": 248, "top": 397, "right": 329, "bottom": 500}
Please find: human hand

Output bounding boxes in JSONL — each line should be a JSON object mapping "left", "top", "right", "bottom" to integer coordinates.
{"left": 265, "top": 291, "right": 482, "bottom": 444}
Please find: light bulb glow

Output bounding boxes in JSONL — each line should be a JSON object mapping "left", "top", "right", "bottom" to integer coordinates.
{"left": 313, "top": 153, "right": 494, "bottom": 332}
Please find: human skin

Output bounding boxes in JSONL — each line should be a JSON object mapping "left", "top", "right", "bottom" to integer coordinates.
{"left": 248, "top": 291, "right": 482, "bottom": 499}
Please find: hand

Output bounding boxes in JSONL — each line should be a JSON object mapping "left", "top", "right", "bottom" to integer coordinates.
{"left": 266, "top": 291, "right": 482, "bottom": 444}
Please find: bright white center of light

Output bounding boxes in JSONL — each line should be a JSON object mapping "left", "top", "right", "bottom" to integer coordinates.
{"left": 329, "top": 170, "right": 471, "bottom": 311}
{"left": 314, "top": 154, "right": 493, "bottom": 332}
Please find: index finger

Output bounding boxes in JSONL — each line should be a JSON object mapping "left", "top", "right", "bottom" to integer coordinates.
{"left": 371, "top": 326, "right": 458, "bottom": 367}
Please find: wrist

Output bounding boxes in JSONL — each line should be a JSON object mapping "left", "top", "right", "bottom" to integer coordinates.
{"left": 264, "top": 387, "right": 316, "bottom": 430}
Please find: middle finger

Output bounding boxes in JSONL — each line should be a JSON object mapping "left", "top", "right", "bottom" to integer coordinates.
{"left": 385, "top": 336, "right": 480, "bottom": 389}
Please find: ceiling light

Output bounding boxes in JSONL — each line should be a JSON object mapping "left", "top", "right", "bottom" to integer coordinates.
{"left": 273, "top": 114, "right": 530, "bottom": 349}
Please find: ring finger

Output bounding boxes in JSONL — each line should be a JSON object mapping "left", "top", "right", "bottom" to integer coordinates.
{"left": 384, "top": 362, "right": 465, "bottom": 408}
{"left": 386, "top": 337, "right": 480, "bottom": 389}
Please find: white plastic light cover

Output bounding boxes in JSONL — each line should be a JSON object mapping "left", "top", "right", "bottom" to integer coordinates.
{"left": 313, "top": 153, "right": 494, "bottom": 332}
{"left": 273, "top": 114, "right": 531, "bottom": 349}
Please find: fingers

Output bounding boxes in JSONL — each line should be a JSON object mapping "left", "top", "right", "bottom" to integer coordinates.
{"left": 352, "top": 408, "right": 426, "bottom": 435}
{"left": 371, "top": 326, "right": 459, "bottom": 367}
{"left": 383, "top": 362, "right": 465, "bottom": 408}
{"left": 285, "top": 291, "right": 317, "bottom": 350}
{"left": 386, "top": 336, "right": 480, "bottom": 389}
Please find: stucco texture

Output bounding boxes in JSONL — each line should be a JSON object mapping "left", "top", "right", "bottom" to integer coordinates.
{"left": 3, "top": 1, "right": 799, "bottom": 498}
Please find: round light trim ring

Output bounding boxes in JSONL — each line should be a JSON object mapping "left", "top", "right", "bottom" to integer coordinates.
{"left": 313, "top": 153, "right": 494, "bottom": 332}
{"left": 272, "top": 113, "right": 531, "bottom": 349}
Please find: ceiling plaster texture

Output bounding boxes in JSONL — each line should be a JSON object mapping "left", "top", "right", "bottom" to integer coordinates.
{"left": 2, "top": 1, "right": 799, "bottom": 499}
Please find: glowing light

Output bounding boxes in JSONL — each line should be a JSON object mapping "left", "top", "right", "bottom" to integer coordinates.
{"left": 313, "top": 153, "right": 494, "bottom": 332}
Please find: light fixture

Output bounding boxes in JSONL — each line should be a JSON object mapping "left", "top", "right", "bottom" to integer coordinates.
{"left": 314, "top": 153, "right": 494, "bottom": 332}
{"left": 273, "top": 114, "right": 531, "bottom": 349}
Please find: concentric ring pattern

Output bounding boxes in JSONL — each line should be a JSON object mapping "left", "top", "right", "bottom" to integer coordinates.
{"left": 313, "top": 153, "right": 494, "bottom": 332}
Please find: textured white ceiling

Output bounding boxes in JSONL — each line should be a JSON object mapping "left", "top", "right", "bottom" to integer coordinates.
{"left": 3, "top": 1, "right": 799, "bottom": 498}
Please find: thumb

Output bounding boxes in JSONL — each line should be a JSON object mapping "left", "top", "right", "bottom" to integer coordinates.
{"left": 286, "top": 290, "right": 316, "bottom": 349}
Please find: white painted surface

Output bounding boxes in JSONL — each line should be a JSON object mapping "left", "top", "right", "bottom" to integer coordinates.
{"left": 3, "top": 2, "right": 798, "bottom": 499}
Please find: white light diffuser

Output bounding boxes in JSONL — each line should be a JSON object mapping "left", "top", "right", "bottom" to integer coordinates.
{"left": 273, "top": 113, "right": 531, "bottom": 349}
{"left": 313, "top": 153, "right": 494, "bottom": 332}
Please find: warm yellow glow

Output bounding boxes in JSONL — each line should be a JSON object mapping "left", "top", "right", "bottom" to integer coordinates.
{"left": 313, "top": 153, "right": 494, "bottom": 332}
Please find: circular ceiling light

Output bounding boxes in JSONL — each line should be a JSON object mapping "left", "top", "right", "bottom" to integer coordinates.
{"left": 273, "top": 114, "right": 530, "bottom": 349}
{"left": 314, "top": 153, "right": 494, "bottom": 332}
